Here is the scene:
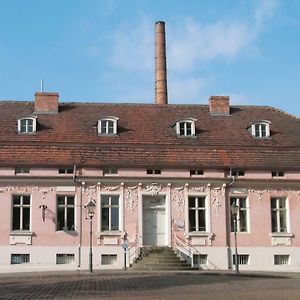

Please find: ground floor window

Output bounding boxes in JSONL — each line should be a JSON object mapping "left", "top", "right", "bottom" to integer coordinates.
{"left": 233, "top": 254, "right": 249, "bottom": 265}
{"left": 101, "top": 254, "right": 117, "bottom": 265}
{"left": 188, "top": 196, "right": 206, "bottom": 232}
{"left": 274, "top": 255, "right": 289, "bottom": 265}
{"left": 11, "top": 254, "right": 30, "bottom": 264}
{"left": 193, "top": 254, "right": 208, "bottom": 266}
{"left": 56, "top": 254, "right": 75, "bottom": 264}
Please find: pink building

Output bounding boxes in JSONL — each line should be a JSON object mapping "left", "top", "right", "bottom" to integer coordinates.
{"left": 0, "top": 21, "right": 300, "bottom": 273}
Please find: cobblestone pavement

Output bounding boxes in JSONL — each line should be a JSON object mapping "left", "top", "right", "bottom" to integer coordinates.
{"left": 0, "top": 270, "right": 300, "bottom": 300}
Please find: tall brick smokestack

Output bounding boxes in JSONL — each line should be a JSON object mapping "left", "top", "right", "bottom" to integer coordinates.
{"left": 155, "top": 21, "right": 168, "bottom": 105}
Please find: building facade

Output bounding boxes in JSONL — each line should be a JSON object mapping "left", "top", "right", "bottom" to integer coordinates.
{"left": 0, "top": 21, "right": 300, "bottom": 273}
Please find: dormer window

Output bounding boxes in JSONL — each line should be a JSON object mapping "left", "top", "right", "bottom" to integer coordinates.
{"left": 175, "top": 118, "right": 196, "bottom": 137}
{"left": 98, "top": 117, "right": 118, "bottom": 135}
{"left": 18, "top": 117, "right": 37, "bottom": 134}
{"left": 250, "top": 121, "right": 270, "bottom": 138}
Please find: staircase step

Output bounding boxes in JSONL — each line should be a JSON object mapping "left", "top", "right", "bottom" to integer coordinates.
{"left": 131, "top": 246, "right": 195, "bottom": 271}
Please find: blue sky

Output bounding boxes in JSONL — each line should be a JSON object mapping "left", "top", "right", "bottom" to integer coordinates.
{"left": 0, "top": 0, "right": 300, "bottom": 117}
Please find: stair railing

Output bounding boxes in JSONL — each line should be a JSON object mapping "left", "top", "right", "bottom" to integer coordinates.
{"left": 127, "top": 234, "right": 140, "bottom": 266}
{"left": 173, "top": 234, "right": 201, "bottom": 268}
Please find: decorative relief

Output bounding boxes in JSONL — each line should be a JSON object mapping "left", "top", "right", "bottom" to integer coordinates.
{"left": 124, "top": 186, "right": 138, "bottom": 213}
{"left": 211, "top": 187, "right": 224, "bottom": 217}
{"left": 0, "top": 186, "right": 55, "bottom": 194}
{"left": 102, "top": 185, "right": 121, "bottom": 192}
{"left": 171, "top": 187, "right": 185, "bottom": 217}
{"left": 83, "top": 185, "right": 97, "bottom": 198}
{"left": 190, "top": 186, "right": 207, "bottom": 193}
{"left": 146, "top": 183, "right": 162, "bottom": 195}
{"left": 248, "top": 190, "right": 265, "bottom": 201}
{"left": 298, "top": 191, "right": 300, "bottom": 203}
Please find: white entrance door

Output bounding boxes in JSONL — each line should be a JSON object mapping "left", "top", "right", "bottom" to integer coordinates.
{"left": 143, "top": 196, "right": 166, "bottom": 246}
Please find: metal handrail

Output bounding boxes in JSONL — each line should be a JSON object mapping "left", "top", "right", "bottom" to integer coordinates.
{"left": 173, "top": 234, "right": 200, "bottom": 267}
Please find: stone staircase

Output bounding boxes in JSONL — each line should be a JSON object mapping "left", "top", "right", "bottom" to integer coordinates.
{"left": 131, "top": 247, "right": 196, "bottom": 271}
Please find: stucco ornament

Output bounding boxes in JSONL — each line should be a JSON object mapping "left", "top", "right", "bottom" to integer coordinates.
{"left": 83, "top": 185, "right": 97, "bottom": 198}
{"left": 297, "top": 191, "right": 300, "bottom": 203}
{"left": 0, "top": 186, "right": 55, "bottom": 194}
{"left": 124, "top": 186, "right": 138, "bottom": 213}
{"left": 211, "top": 186, "right": 224, "bottom": 217}
{"left": 103, "top": 185, "right": 121, "bottom": 192}
{"left": 172, "top": 187, "right": 185, "bottom": 217}
{"left": 191, "top": 186, "right": 207, "bottom": 193}
{"left": 249, "top": 189, "right": 265, "bottom": 201}
{"left": 146, "top": 183, "right": 162, "bottom": 195}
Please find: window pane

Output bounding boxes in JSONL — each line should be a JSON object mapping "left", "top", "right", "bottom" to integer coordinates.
{"left": 255, "top": 124, "right": 260, "bottom": 136}
{"left": 57, "top": 196, "right": 65, "bottom": 206}
{"left": 198, "top": 197, "right": 205, "bottom": 208}
{"left": 239, "top": 199, "right": 246, "bottom": 208}
{"left": 279, "top": 211, "right": 287, "bottom": 232}
{"left": 186, "top": 123, "right": 192, "bottom": 135}
{"left": 107, "top": 121, "right": 114, "bottom": 134}
{"left": 261, "top": 124, "right": 266, "bottom": 136}
{"left": 101, "top": 207, "right": 109, "bottom": 231}
{"left": 23, "top": 196, "right": 30, "bottom": 205}
{"left": 279, "top": 199, "right": 286, "bottom": 208}
{"left": 179, "top": 123, "right": 185, "bottom": 135}
{"left": 13, "top": 207, "right": 20, "bottom": 230}
{"left": 20, "top": 120, "right": 27, "bottom": 132}
{"left": 101, "top": 121, "right": 108, "bottom": 134}
{"left": 67, "top": 207, "right": 75, "bottom": 230}
{"left": 101, "top": 195, "right": 109, "bottom": 206}
{"left": 57, "top": 207, "right": 65, "bottom": 230}
{"left": 111, "top": 207, "right": 119, "bottom": 230}
{"left": 198, "top": 210, "right": 206, "bottom": 231}
{"left": 67, "top": 196, "right": 74, "bottom": 205}
{"left": 271, "top": 211, "right": 277, "bottom": 232}
{"left": 28, "top": 119, "right": 34, "bottom": 132}
{"left": 13, "top": 196, "right": 20, "bottom": 205}
{"left": 239, "top": 210, "right": 247, "bottom": 232}
{"left": 271, "top": 199, "right": 277, "bottom": 209}
{"left": 22, "top": 207, "right": 30, "bottom": 230}
{"left": 189, "top": 210, "right": 196, "bottom": 231}
{"left": 111, "top": 196, "right": 119, "bottom": 206}
{"left": 189, "top": 197, "right": 196, "bottom": 208}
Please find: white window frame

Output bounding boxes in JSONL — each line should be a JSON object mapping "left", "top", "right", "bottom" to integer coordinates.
{"left": 98, "top": 116, "right": 118, "bottom": 135}
{"left": 17, "top": 117, "right": 37, "bottom": 134}
{"left": 175, "top": 118, "right": 196, "bottom": 137}
{"left": 11, "top": 254, "right": 30, "bottom": 264}
{"left": 12, "top": 195, "right": 31, "bottom": 231}
{"left": 188, "top": 195, "right": 208, "bottom": 232}
{"left": 230, "top": 197, "right": 249, "bottom": 233}
{"left": 56, "top": 254, "right": 75, "bottom": 265}
{"left": 250, "top": 121, "right": 270, "bottom": 138}
{"left": 274, "top": 254, "right": 290, "bottom": 265}
{"left": 271, "top": 198, "right": 288, "bottom": 233}
{"left": 56, "top": 195, "right": 76, "bottom": 231}
{"left": 100, "top": 194, "right": 121, "bottom": 232}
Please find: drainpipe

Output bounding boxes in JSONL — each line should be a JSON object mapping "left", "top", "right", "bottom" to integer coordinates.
{"left": 225, "top": 168, "right": 237, "bottom": 269}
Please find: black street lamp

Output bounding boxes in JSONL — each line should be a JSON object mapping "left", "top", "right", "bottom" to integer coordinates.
{"left": 85, "top": 198, "right": 96, "bottom": 273}
{"left": 231, "top": 203, "right": 239, "bottom": 274}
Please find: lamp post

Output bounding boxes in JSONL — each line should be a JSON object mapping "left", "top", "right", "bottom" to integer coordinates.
{"left": 85, "top": 199, "right": 96, "bottom": 273}
{"left": 231, "top": 203, "right": 239, "bottom": 274}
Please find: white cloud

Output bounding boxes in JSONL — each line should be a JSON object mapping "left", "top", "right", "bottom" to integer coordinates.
{"left": 111, "top": 19, "right": 153, "bottom": 71}
{"left": 168, "top": 19, "right": 255, "bottom": 72}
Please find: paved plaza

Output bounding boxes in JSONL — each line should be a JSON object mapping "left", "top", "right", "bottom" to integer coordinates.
{"left": 0, "top": 270, "right": 300, "bottom": 300}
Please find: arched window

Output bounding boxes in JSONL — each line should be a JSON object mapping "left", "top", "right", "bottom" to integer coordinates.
{"left": 175, "top": 118, "right": 196, "bottom": 137}
{"left": 98, "top": 117, "right": 118, "bottom": 135}
{"left": 17, "top": 117, "right": 37, "bottom": 134}
{"left": 250, "top": 121, "right": 270, "bottom": 138}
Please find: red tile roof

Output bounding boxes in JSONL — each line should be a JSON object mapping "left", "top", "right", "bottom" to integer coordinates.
{"left": 0, "top": 101, "right": 299, "bottom": 169}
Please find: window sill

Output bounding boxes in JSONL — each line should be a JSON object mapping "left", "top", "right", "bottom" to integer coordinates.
{"left": 9, "top": 231, "right": 33, "bottom": 236}
{"left": 270, "top": 232, "right": 294, "bottom": 238}
{"left": 186, "top": 232, "right": 214, "bottom": 238}
{"left": 98, "top": 231, "right": 125, "bottom": 237}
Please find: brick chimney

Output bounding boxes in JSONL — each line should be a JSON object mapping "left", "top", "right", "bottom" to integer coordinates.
{"left": 155, "top": 21, "right": 168, "bottom": 105}
{"left": 34, "top": 92, "right": 59, "bottom": 114}
{"left": 209, "top": 96, "right": 230, "bottom": 116}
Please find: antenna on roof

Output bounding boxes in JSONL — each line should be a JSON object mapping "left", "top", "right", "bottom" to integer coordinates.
{"left": 40, "top": 78, "right": 44, "bottom": 93}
